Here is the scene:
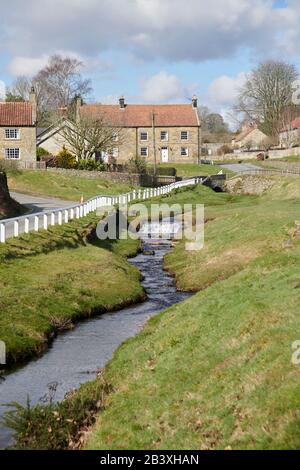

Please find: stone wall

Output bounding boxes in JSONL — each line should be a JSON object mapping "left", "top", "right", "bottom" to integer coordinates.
{"left": 46, "top": 167, "right": 142, "bottom": 186}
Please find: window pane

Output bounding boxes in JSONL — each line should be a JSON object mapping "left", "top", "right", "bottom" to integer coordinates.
{"left": 5, "top": 148, "right": 20, "bottom": 159}
{"left": 181, "top": 131, "right": 188, "bottom": 140}
{"left": 140, "top": 147, "right": 148, "bottom": 156}
{"left": 181, "top": 147, "right": 188, "bottom": 156}
{"left": 140, "top": 132, "right": 148, "bottom": 141}
{"left": 161, "top": 131, "right": 168, "bottom": 141}
{"left": 5, "top": 128, "right": 20, "bottom": 139}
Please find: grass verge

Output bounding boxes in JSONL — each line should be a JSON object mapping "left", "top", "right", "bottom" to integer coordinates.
{"left": 0, "top": 215, "right": 143, "bottom": 367}
{"left": 6, "top": 176, "right": 300, "bottom": 450}
{"left": 7, "top": 170, "right": 133, "bottom": 201}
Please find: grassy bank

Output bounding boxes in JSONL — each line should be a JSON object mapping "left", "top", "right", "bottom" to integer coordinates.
{"left": 7, "top": 176, "right": 300, "bottom": 450}
{"left": 149, "top": 162, "right": 230, "bottom": 177}
{"left": 7, "top": 170, "right": 133, "bottom": 201}
{"left": 0, "top": 216, "right": 143, "bottom": 367}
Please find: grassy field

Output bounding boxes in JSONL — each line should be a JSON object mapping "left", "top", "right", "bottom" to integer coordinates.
{"left": 7, "top": 176, "right": 300, "bottom": 450}
{"left": 7, "top": 170, "right": 133, "bottom": 201}
{"left": 149, "top": 162, "right": 230, "bottom": 177}
{"left": 0, "top": 216, "right": 143, "bottom": 366}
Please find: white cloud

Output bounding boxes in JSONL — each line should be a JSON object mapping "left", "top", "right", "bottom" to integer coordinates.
{"left": 7, "top": 55, "right": 49, "bottom": 76}
{"left": 0, "top": 81, "right": 5, "bottom": 100}
{"left": 137, "top": 71, "right": 190, "bottom": 103}
{"left": 0, "top": 0, "right": 296, "bottom": 63}
{"left": 207, "top": 72, "right": 247, "bottom": 107}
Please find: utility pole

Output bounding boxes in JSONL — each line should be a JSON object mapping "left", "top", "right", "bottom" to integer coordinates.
{"left": 152, "top": 111, "right": 157, "bottom": 177}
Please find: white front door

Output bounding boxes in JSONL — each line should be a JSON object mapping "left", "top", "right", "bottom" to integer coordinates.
{"left": 161, "top": 147, "right": 169, "bottom": 163}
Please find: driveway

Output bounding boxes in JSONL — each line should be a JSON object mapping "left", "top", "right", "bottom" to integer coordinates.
{"left": 219, "top": 163, "right": 262, "bottom": 173}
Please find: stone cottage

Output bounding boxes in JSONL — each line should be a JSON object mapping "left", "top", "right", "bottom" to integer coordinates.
{"left": 0, "top": 88, "right": 37, "bottom": 165}
{"left": 37, "top": 96, "right": 201, "bottom": 164}
{"left": 232, "top": 121, "right": 268, "bottom": 150}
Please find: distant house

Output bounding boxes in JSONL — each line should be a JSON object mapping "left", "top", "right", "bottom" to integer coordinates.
{"left": 232, "top": 122, "right": 268, "bottom": 150}
{"left": 0, "top": 88, "right": 37, "bottom": 165}
{"left": 279, "top": 117, "right": 300, "bottom": 148}
{"left": 37, "top": 96, "right": 201, "bottom": 164}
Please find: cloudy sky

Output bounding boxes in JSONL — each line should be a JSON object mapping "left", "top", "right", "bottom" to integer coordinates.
{"left": 0, "top": 0, "right": 299, "bottom": 122}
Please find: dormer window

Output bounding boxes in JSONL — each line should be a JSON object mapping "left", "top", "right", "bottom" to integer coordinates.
{"left": 5, "top": 128, "right": 20, "bottom": 140}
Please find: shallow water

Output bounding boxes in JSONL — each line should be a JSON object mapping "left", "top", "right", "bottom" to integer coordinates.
{"left": 0, "top": 238, "right": 190, "bottom": 449}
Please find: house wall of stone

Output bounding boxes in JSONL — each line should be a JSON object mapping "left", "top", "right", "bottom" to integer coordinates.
{"left": 0, "top": 126, "right": 36, "bottom": 163}
{"left": 238, "top": 129, "right": 267, "bottom": 148}
{"left": 117, "top": 126, "right": 200, "bottom": 163}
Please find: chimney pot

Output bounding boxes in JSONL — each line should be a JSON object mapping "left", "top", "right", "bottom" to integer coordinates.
{"left": 192, "top": 95, "right": 198, "bottom": 109}
{"left": 29, "top": 86, "right": 37, "bottom": 124}
{"left": 119, "top": 96, "right": 125, "bottom": 109}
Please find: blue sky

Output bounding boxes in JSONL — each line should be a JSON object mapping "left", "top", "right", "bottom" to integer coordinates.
{"left": 0, "top": 0, "right": 300, "bottom": 124}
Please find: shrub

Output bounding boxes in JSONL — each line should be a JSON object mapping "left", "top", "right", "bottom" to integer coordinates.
{"left": 76, "top": 158, "right": 105, "bottom": 171}
{"left": 36, "top": 147, "right": 50, "bottom": 159}
{"left": 125, "top": 156, "right": 147, "bottom": 174}
{"left": 217, "top": 144, "right": 233, "bottom": 156}
{"left": 56, "top": 146, "right": 76, "bottom": 169}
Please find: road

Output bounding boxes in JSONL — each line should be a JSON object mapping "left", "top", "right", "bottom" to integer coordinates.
{"left": 11, "top": 192, "right": 75, "bottom": 213}
{"left": 2, "top": 192, "right": 76, "bottom": 241}
{"left": 219, "top": 163, "right": 263, "bottom": 173}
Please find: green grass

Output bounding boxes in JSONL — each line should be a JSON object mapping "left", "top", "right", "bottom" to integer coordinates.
{"left": 149, "top": 162, "right": 230, "bottom": 177}
{"left": 7, "top": 170, "right": 133, "bottom": 201}
{"left": 0, "top": 216, "right": 143, "bottom": 366}
{"left": 7, "top": 176, "right": 300, "bottom": 450}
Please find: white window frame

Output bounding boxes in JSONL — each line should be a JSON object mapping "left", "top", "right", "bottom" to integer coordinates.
{"left": 112, "top": 132, "right": 119, "bottom": 142}
{"left": 140, "top": 132, "right": 148, "bottom": 141}
{"left": 181, "top": 147, "right": 189, "bottom": 157}
{"left": 140, "top": 147, "right": 148, "bottom": 157}
{"left": 5, "top": 148, "right": 20, "bottom": 160}
{"left": 181, "top": 131, "right": 189, "bottom": 141}
{"left": 5, "top": 128, "right": 20, "bottom": 140}
{"left": 160, "top": 130, "right": 169, "bottom": 141}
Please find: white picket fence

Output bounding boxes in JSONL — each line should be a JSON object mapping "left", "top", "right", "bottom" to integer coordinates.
{"left": 0, "top": 178, "right": 201, "bottom": 243}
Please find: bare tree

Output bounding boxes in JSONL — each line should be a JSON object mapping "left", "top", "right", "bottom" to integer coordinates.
{"left": 61, "top": 114, "right": 124, "bottom": 161}
{"left": 235, "top": 60, "right": 298, "bottom": 137}
{"left": 6, "top": 55, "right": 92, "bottom": 125}
{"left": 5, "top": 76, "right": 31, "bottom": 102}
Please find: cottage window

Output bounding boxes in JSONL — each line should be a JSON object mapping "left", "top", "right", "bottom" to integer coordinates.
{"left": 160, "top": 131, "right": 168, "bottom": 141}
{"left": 112, "top": 132, "right": 119, "bottom": 142}
{"left": 181, "top": 131, "right": 188, "bottom": 141}
{"left": 140, "top": 147, "right": 148, "bottom": 157}
{"left": 181, "top": 147, "right": 189, "bottom": 157}
{"left": 5, "top": 148, "right": 20, "bottom": 159}
{"left": 5, "top": 128, "right": 20, "bottom": 140}
{"left": 140, "top": 132, "right": 148, "bottom": 141}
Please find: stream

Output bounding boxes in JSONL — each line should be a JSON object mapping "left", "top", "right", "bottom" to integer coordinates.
{"left": 0, "top": 232, "right": 190, "bottom": 449}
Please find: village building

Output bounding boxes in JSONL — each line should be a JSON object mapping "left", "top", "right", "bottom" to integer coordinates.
{"left": 279, "top": 117, "right": 300, "bottom": 148}
{"left": 232, "top": 121, "right": 268, "bottom": 150}
{"left": 37, "top": 96, "right": 201, "bottom": 164}
{"left": 0, "top": 88, "right": 37, "bottom": 166}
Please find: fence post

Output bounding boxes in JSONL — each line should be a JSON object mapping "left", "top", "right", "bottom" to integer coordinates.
{"left": 51, "top": 212, "right": 55, "bottom": 225}
{"left": 43, "top": 214, "right": 48, "bottom": 230}
{"left": 34, "top": 216, "right": 39, "bottom": 232}
{"left": 58, "top": 211, "right": 62, "bottom": 225}
{"left": 76, "top": 206, "right": 80, "bottom": 219}
{"left": 79, "top": 205, "right": 83, "bottom": 217}
{"left": 0, "top": 222, "right": 6, "bottom": 243}
{"left": 64, "top": 210, "right": 69, "bottom": 223}
{"left": 13, "top": 220, "right": 19, "bottom": 237}
{"left": 70, "top": 208, "right": 74, "bottom": 220}
{"left": 24, "top": 217, "right": 30, "bottom": 234}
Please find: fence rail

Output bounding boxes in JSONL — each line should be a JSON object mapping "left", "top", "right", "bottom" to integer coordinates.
{"left": 237, "top": 168, "right": 300, "bottom": 177}
{"left": 0, "top": 177, "right": 202, "bottom": 243}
